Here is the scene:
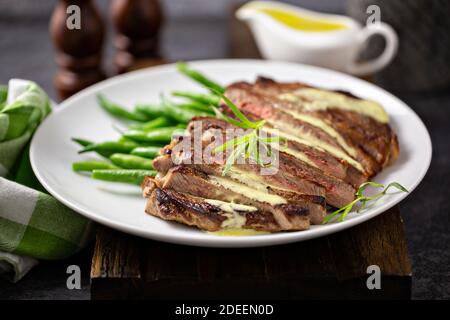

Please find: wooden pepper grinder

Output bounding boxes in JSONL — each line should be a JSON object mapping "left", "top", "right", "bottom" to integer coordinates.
{"left": 50, "top": 0, "right": 106, "bottom": 99}
{"left": 111, "top": 0, "right": 163, "bottom": 74}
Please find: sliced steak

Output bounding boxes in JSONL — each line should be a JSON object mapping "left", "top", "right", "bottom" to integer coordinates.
{"left": 158, "top": 165, "right": 326, "bottom": 225}
{"left": 183, "top": 117, "right": 356, "bottom": 207}
{"left": 189, "top": 116, "right": 367, "bottom": 188}
{"left": 143, "top": 178, "right": 310, "bottom": 232}
{"left": 153, "top": 119, "right": 328, "bottom": 199}
{"left": 276, "top": 152, "right": 355, "bottom": 208}
{"left": 311, "top": 109, "right": 398, "bottom": 169}
{"left": 284, "top": 140, "right": 367, "bottom": 187}
{"left": 224, "top": 79, "right": 399, "bottom": 176}
{"left": 147, "top": 77, "right": 400, "bottom": 233}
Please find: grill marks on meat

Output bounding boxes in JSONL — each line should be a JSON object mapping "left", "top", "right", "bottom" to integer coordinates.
{"left": 184, "top": 117, "right": 355, "bottom": 207}
{"left": 277, "top": 151, "right": 355, "bottom": 208}
{"left": 284, "top": 140, "right": 366, "bottom": 187}
{"left": 224, "top": 79, "right": 399, "bottom": 177}
{"left": 224, "top": 86, "right": 379, "bottom": 177}
{"left": 156, "top": 118, "right": 328, "bottom": 199}
{"left": 143, "top": 177, "right": 311, "bottom": 232}
{"left": 143, "top": 78, "right": 399, "bottom": 233}
{"left": 158, "top": 166, "right": 326, "bottom": 226}
{"left": 312, "top": 109, "right": 397, "bottom": 169}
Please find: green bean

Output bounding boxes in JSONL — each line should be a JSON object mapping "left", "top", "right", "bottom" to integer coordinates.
{"left": 134, "top": 103, "right": 166, "bottom": 118}
{"left": 172, "top": 91, "right": 221, "bottom": 106}
{"left": 72, "top": 161, "right": 119, "bottom": 172}
{"left": 161, "top": 98, "right": 210, "bottom": 123}
{"left": 110, "top": 153, "right": 154, "bottom": 170}
{"left": 129, "top": 116, "right": 172, "bottom": 132}
{"left": 91, "top": 169, "right": 156, "bottom": 185}
{"left": 72, "top": 138, "right": 113, "bottom": 158}
{"left": 136, "top": 99, "right": 210, "bottom": 123}
{"left": 136, "top": 102, "right": 199, "bottom": 123}
{"left": 123, "top": 126, "right": 181, "bottom": 143}
{"left": 117, "top": 136, "right": 138, "bottom": 144}
{"left": 97, "top": 94, "right": 149, "bottom": 122}
{"left": 131, "top": 146, "right": 161, "bottom": 159}
{"left": 140, "top": 141, "right": 170, "bottom": 147}
{"left": 72, "top": 138, "right": 93, "bottom": 147}
{"left": 178, "top": 102, "right": 214, "bottom": 113}
{"left": 79, "top": 141, "right": 138, "bottom": 156}
{"left": 176, "top": 62, "right": 225, "bottom": 94}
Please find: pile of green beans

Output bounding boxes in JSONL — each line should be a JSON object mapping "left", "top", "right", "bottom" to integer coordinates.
{"left": 71, "top": 62, "right": 224, "bottom": 185}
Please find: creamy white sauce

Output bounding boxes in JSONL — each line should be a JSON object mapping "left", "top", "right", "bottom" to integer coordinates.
{"left": 204, "top": 199, "right": 255, "bottom": 229}
{"left": 281, "top": 110, "right": 358, "bottom": 159}
{"left": 204, "top": 199, "right": 258, "bottom": 213}
{"left": 280, "top": 147, "right": 318, "bottom": 168}
{"left": 226, "top": 168, "right": 268, "bottom": 192}
{"left": 279, "top": 88, "right": 389, "bottom": 124}
{"left": 227, "top": 167, "right": 291, "bottom": 192}
{"left": 221, "top": 212, "right": 247, "bottom": 229}
{"left": 208, "top": 228, "right": 269, "bottom": 236}
{"left": 208, "top": 175, "right": 287, "bottom": 205}
{"left": 263, "top": 126, "right": 364, "bottom": 172}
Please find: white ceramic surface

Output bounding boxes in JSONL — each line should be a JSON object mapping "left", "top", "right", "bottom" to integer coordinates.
{"left": 30, "top": 60, "right": 431, "bottom": 248}
{"left": 236, "top": 1, "right": 398, "bottom": 76}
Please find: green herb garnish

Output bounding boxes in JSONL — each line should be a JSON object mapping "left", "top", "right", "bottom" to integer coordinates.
{"left": 211, "top": 90, "right": 284, "bottom": 176}
{"left": 176, "top": 62, "right": 225, "bottom": 94}
{"left": 323, "top": 181, "right": 408, "bottom": 223}
{"left": 175, "top": 63, "right": 284, "bottom": 176}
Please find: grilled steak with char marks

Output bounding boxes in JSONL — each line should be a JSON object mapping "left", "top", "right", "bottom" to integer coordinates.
{"left": 144, "top": 77, "right": 400, "bottom": 233}
{"left": 185, "top": 117, "right": 356, "bottom": 207}
{"left": 143, "top": 177, "right": 311, "bottom": 232}
{"left": 158, "top": 165, "right": 326, "bottom": 225}
{"left": 224, "top": 78, "right": 399, "bottom": 176}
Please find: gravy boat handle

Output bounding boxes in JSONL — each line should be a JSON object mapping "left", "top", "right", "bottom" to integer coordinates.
{"left": 348, "top": 22, "right": 399, "bottom": 76}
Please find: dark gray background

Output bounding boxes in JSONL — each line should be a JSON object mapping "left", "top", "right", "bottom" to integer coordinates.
{"left": 0, "top": 0, "right": 449, "bottom": 300}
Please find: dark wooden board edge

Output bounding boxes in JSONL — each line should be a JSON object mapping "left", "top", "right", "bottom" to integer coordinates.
{"left": 91, "top": 207, "right": 411, "bottom": 300}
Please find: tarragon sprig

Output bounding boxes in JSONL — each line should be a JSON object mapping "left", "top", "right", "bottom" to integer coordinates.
{"left": 175, "top": 63, "right": 284, "bottom": 175}
{"left": 323, "top": 181, "right": 408, "bottom": 224}
{"left": 211, "top": 90, "right": 283, "bottom": 176}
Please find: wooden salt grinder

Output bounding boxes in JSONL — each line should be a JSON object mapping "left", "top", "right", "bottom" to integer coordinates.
{"left": 110, "top": 0, "right": 163, "bottom": 74}
{"left": 50, "top": 0, "right": 106, "bottom": 99}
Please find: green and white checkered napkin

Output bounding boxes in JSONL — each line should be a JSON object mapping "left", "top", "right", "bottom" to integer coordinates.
{"left": 0, "top": 79, "right": 93, "bottom": 282}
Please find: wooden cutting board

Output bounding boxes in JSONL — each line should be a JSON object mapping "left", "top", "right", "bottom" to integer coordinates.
{"left": 91, "top": 206, "right": 411, "bottom": 300}
{"left": 89, "top": 12, "right": 412, "bottom": 300}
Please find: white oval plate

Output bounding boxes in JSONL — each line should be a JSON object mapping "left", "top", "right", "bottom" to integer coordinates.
{"left": 30, "top": 60, "right": 432, "bottom": 248}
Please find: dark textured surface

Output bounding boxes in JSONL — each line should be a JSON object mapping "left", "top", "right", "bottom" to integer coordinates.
{"left": 91, "top": 208, "right": 412, "bottom": 300}
{"left": 0, "top": 13, "right": 449, "bottom": 300}
{"left": 398, "top": 93, "right": 450, "bottom": 299}
{"left": 0, "top": 244, "right": 94, "bottom": 300}
{"left": 347, "top": 0, "right": 450, "bottom": 92}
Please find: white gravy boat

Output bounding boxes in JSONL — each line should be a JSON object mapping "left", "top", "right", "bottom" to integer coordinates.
{"left": 236, "top": 1, "right": 398, "bottom": 76}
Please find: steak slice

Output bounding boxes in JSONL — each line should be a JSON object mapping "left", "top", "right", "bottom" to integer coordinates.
{"left": 158, "top": 165, "right": 326, "bottom": 225}
{"left": 224, "top": 82, "right": 377, "bottom": 173}
{"left": 224, "top": 79, "right": 399, "bottom": 176}
{"left": 311, "top": 108, "right": 399, "bottom": 168}
{"left": 277, "top": 151, "right": 355, "bottom": 208}
{"left": 142, "top": 177, "right": 310, "bottom": 232}
{"left": 251, "top": 77, "right": 400, "bottom": 167}
{"left": 250, "top": 77, "right": 399, "bottom": 166}
{"left": 187, "top": 116, "right": 367, "bottom": 188}
{"left": 154, "top": 119, "right": 328, "bottom": 198}
{"left": 284, "top": 139, "right": 367, "bottom": 188}
{"left": 145, "top": 77, "right": 400, "bottom": 233}
{"left": 184, "top": 117, "right": 356, "bottom": 208}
